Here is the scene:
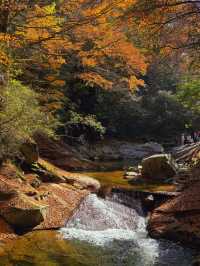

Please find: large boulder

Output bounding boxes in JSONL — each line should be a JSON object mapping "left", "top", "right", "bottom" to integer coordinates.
{"left": 148, "top": 181, "right": 200, "bottom": 246}
{"left": 0, "top": 193, "right": 47, "bottom": 229}
{"left": 141, "top": 154, "right": 177, "bottom": 181}
{"left": 0, "top": 162, "right": 96, "bottom": 237}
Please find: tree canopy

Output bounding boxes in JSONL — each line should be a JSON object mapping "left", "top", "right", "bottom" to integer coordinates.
{"left": 0, "top": 0, "right": 200, "bottom": 157}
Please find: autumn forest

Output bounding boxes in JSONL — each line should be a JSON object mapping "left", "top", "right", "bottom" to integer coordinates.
{"left": 1, "top": 1, "right": 200, "bottom": 265}
{"left": 0, "top": 0, "right": 199, "bottom": 159}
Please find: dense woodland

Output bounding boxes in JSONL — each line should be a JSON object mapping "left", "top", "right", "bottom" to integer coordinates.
{"left": 0, "top": 0, "right": 200, "bottom": 160}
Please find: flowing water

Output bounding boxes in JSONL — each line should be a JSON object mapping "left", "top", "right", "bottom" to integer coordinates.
{"left": 60, "top": 193, "right": 193, "bottom": 266}
{"left": 0, "top": 192, "right": 194, "bottom": 266}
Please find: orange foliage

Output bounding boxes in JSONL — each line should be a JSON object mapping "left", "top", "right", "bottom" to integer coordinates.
{"left": 1, "top": 0, "right": 146, "bottom": 91}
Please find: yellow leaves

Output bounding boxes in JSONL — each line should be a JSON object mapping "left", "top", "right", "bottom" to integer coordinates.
{"left": 117, "top": 0, "right": 136, "bottom": 9}
{"left": 5, "top": 1, "right": 146, "bottom": 91}
{"left": 82, "top": 57, "right": 97, "bottom": 67}
{"left": 45, "top": 75, "right": 55, "bottom": 82}
{"left": 22, "top": 4, "right": 61, "bottom": 43}
{"left": 0, "top": 33, "right": 15, "bottom": 43}
{"left": 129, "top": 76, "right": 144, "bottom": 90}
{"left": 79, "top": 72, "right": 113, "bottom": 89}
{"left": 43, "top": 39, "right": 73, "bottom": 52}
{"left": 48, "top": 56, "right": 66, "bottom": 70}
{"left": 63, "top": 0, "right": 147, "bottom": 90}
{"left": 0, "top": 49, "right": 11, "bottom": 66}
{"left": 51, "top": 80, "right": 65, "bottom": 87}
{"left": 44, "top": 3, "right": 57, "bottom": 15}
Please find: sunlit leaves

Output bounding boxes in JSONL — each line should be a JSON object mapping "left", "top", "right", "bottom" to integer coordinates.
{"left": 0, "top": 0, "right": 146, "bottom": 93}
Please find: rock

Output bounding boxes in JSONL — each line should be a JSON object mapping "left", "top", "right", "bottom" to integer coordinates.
{"left": 34, "top": 133, "right": 97, "bottom": 171}
{"left": 0, "top": 161, "right": 95, "bottom": 235}
{"left": 124, "top": 171, "right": 138, "bottom": 177}
{"left": 32, "top": 160, "right": 66, "bottom": 183}
{"left": 69, "top": 174, "right": 100, "bottom": 192}
{"left": 35, "top": 133, "right": 165, "bottom": 171}
{"left": 141, "top": 154, "right": 177, "bottom": 181}
{"left": 123, "top": 171, "right": 139, "bottom": 179}
{"left": 35, "top": 183, "right": 89, "bottom": 229}
{"left": 173, "top": 167, "right": 194, "bottom": 191}
{"left": 84, "top": 140, "right": 164, "bottom": 161}
{"left": 98, "top": 185, "right": 112, "bottom": 198}
{"left": 21, "top": 140, "right": 39, "bottom": 164}
{"left": 0, "top": 193, "right": 47, "bottom": 229}
{"left": 142, "top": 195, "right": 155, "bottom": 211}
{"left": 0, "top": 217, "right": 17, "bottom": 241}
{"left": 148, "top": 181, "right": 200, "bottom": 246}
{"left": 35, "top": 158, "right": 100, "bottom": 192}
{"left": 172, "top": 142, "right": 200, "bottom": 163}
{"left": 26, "top": 174, "right": 41, "bottom": 189}
{"left": 0, "top": 162, "right": 22, "bottom": 180}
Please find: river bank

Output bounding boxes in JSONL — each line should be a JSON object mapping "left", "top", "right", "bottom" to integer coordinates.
{"left": 0, "top": 136, "right": 199, "bottom": 265}
{"left": 0, "top": 192, "right": 195, "bottom": 266}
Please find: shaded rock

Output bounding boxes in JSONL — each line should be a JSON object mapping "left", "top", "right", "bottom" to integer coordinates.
{"left": 21, "top": 140, "right": 39, "bottom": 164}
{"left": 142, "top": 195, "right": 155, "bottom": 211}
{"left": 0, "top": 217, "right": 17, "bottom": 241}
{"left": 148, "top": 181, "right": 200, "bottom": 246}
{"left": 34, "top": 133, "right": 97, "bottom": 171}
{"left": 83, "top": 140, "right": 164, "bottom": 161}
{"left": 0, "top": 193, "right": 47, "bottom": 229}
{"left": 141, "top": 154, "right": 177, "bottom": 181}
{"left": 174, "top": 167, "right": 194, "bottom": 191}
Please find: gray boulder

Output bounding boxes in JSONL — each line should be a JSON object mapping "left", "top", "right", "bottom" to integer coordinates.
{"left": 141, "top": 154, "right": 178, "bottom": 181}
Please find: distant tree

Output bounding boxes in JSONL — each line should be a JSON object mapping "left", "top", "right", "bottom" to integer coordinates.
{"left": 177, "top": 78, "right": 200, "bottom": 113}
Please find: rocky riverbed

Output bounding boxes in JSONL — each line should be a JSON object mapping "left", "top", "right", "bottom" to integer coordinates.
{"left": 0, "top": 135, "right": 199, "bottom": 265}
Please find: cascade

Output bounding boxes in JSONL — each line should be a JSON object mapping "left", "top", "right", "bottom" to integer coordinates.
{"left": 60, "top": 193, "right": 193, "bottom": 266}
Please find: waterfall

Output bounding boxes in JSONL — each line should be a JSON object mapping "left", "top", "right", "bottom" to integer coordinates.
{"left": 60, "top": 193, "right": 193, "bottom": 266}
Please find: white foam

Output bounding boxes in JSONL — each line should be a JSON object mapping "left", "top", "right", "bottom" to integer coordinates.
{"left": 59, "top": 194, "right": 160, "bottom": 265}
{"left": 60, "top": 228, "right": 138, "bottom": 246}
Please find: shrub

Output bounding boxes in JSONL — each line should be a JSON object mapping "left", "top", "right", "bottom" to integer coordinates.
{"left": 65, "top": 111, "right": 105, "bottom": 142}
{"left": 0, "top": 79, "right": 57, "bottom": 159}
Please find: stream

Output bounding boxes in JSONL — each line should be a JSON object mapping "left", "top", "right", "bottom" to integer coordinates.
{"left": 0, "top": 190, "right": 194, "bottom": 266}
{"left": 60, "top": 193, "right": 193, "bottom": 266}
